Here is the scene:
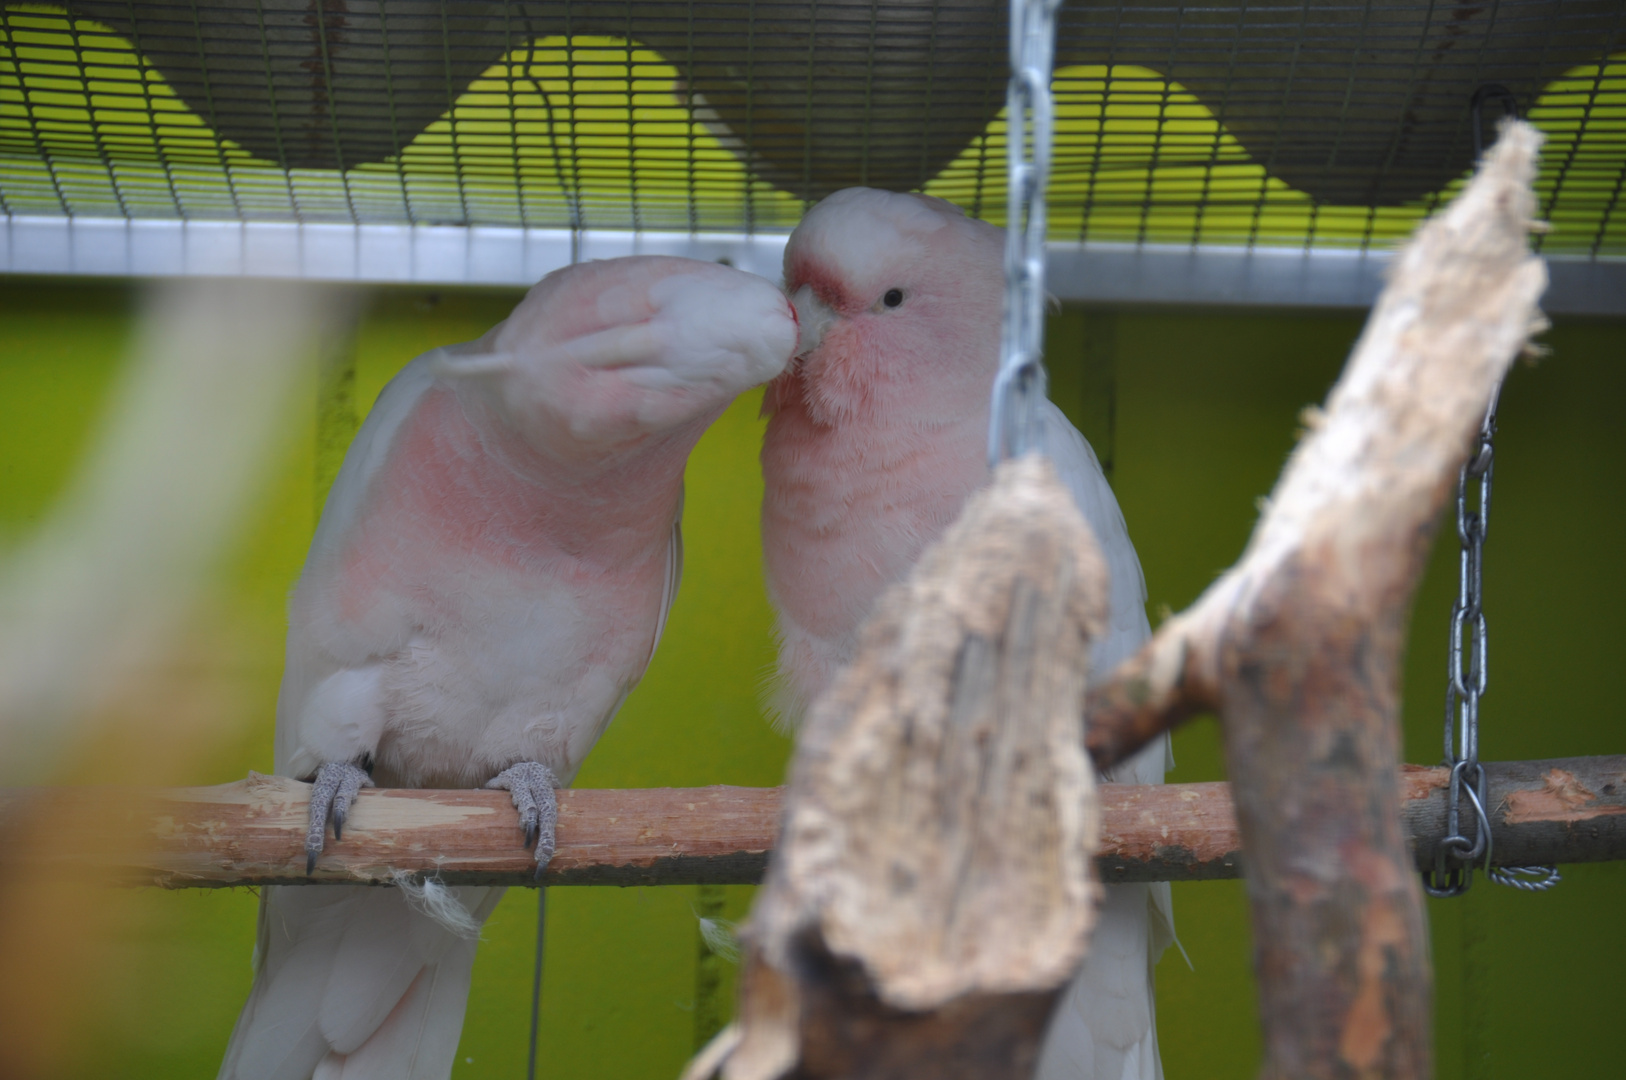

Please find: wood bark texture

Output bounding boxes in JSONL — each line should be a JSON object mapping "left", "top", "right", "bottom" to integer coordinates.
{"left": 719, "top": 456, "right": 1108, "bottom": 1080}
{"left": 3, "top": 756, "right": 1621, "bottom": 887}
{"left": 1084, "top": 120, "right": 1550, "bottom": 1080}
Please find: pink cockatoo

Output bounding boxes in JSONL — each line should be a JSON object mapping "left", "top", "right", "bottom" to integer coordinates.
{"left": 761, "top": 188, "right": 1176, "bottom": 1080}
{"left": 219, "top": 255, "right": 798, "bottom": 1080}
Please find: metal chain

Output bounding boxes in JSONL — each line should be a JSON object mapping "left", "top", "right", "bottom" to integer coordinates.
{"left": 988, "top": 0, "right": 1062, "bottom": 465}
{"left": 1423, "top": 87, "right": 1558, "bottom": 898}
{"left": 1423, "top": 388, "right": 1560, "bottom": 897}
{"left": 1422, "top": 385, "right": 1498, "bottom": 898}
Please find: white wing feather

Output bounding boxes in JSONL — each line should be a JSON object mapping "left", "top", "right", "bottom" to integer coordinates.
{"left": 650, "top": 492, "right": 685, "bottom": 671}
{"left": 1036, "top": 400, "right": 1152, "bottom": 694}
{"left": 1035, "top": 398, "right": 1176, "bottom": 1080}
{"left": 219, "top": 885, "right": 502, "bottom": 1080}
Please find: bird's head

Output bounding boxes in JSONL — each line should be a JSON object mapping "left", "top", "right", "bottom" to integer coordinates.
{"left": 770, "top": 188, "right": 1005, "bottom": 426}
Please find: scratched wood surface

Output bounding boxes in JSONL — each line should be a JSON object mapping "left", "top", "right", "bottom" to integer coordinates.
{"left": 1, "top": 755, "right": 1620, "bottom": 888}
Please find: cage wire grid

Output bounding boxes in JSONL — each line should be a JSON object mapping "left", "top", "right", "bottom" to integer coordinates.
{"left": 0, "top": 1, "right": 1621, "bottom": 298}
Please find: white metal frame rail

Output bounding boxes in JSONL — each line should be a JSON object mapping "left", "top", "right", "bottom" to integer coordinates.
{"left": 3, "top": 215, "right": 1622, "bottom": 316}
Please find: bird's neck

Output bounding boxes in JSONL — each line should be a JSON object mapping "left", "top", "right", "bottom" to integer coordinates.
{"left": 392, "top": 386, "right": 689, "bottom": 569}
{"left": 760, "top": 379, "right": 990, "bottom": 644}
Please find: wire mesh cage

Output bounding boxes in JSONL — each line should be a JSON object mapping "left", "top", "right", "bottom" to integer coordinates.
{"left": 0, "top": 1, "right": 1622, "bottom": 257}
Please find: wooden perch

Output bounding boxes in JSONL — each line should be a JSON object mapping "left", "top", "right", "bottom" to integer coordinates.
{"left": 2, "top": 756, "right": 1622, "bottom": 888}
{"left": 1081, "top": 120, "right": 1551, "bottom": 1080}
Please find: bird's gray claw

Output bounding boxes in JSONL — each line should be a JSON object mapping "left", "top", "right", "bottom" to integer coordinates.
{"left": 485, "top": 762, "right": 559, "bottom": 876}
{"left": 305, "top": 761, "right": 374, "bottom": 875}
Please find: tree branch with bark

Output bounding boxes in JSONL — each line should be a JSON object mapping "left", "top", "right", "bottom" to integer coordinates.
{"left": 1085, "top": 120, "right": 1548, "bottom": 1080}
{"left": 5, "top": 756, "right": 1623, "bottom": 888}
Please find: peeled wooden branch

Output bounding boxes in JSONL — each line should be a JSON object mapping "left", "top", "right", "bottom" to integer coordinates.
{"left": 1083, "top": 120, "right": 1550, "bottom": 1080}
{"left": 0, "top": 778, "right": 780, "bottom": 888}
{"left": 2, "top": 756, "right": 1621, "bottom": 888}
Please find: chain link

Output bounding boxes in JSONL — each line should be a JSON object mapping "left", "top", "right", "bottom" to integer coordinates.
{"left": 988, "top": 0, "right": 1062, "bottom": 465}
{"left": 1424, "top": 389, "right": 1499, "bottom": 898}
{"left": 1422, "top": 386, "right": 1496, "bottom": 899}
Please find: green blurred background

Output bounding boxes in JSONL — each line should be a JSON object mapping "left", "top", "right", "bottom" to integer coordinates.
{"left": 0, "top": 278, "right": 1620, "bottom": 1079}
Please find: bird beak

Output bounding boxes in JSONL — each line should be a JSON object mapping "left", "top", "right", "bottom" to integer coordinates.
{"left": 789, "top": 284, "right": 835, "bottom": 360}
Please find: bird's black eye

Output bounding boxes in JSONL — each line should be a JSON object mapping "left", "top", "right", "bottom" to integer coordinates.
{"left": 883, "top": 288, "right": 904, "bottom": 308}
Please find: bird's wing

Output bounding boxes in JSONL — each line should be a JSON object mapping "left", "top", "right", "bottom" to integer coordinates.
{"left": 273, "top": 350, "right": 447, "bottom": 778}
{"left": 1036, "top": 399, "right": 1153, "bottom": 690}
{"left": 1036, "top": 398, "right": 1177, "bottom": 1080}
{"left": 219, "top": 884, "right": 503, "bottom": 1080}
{"left": 308, "top": 350, "right": 445, "bottom": 570}
{"left": 1035, "top": 882, "right": 1166, "bottom": 1080}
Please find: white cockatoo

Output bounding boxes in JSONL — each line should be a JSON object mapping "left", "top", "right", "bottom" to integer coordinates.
{"left": 761, "top": 188, "right": 1176, "bottom": 1080}
{"left": 220, "top": 255, "right": 798, "bottom": 1080}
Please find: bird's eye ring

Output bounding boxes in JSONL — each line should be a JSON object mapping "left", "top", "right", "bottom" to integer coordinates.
{"left": 882, "top": 288, "right": 904, "bottom": 308}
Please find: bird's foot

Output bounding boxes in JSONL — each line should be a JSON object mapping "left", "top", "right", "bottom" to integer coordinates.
{"left": 305, "top": 761, "right": 374, "bottom": 874}
{"left": 485, "top": 761, "right": 560, "bottom": 877}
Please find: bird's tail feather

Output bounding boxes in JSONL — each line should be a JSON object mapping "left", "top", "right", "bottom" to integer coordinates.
{"left": 1035, "top": 883, "right": 1165, "bottom": 1080}
{"left": 311, "top": 952, "right": 479, "bottom": 1080}
{"left": 220, "top": 883, "right": 503, "bottom": 1080}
